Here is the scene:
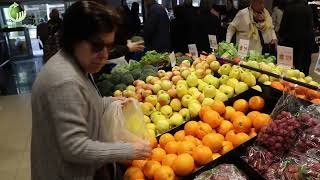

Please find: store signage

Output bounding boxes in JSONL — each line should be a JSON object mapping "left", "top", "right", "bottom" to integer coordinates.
{"left": 8, "top": 2, "right": 27, "bottom": 22}
{"left": 314, "top": 50, "right": 320, "bottom": 75}
{"left": 169, "top": 51, "right": 176, "bottom": 67}
{"left": 277, "top": 46, "right": 293, "bottom": 68}
{"left": 188, "top": 44, "right": 198, "bottom": 59}
{"left": 208, "top": 35, "right": 218, "bottom": 50}
{"left": 238, "top": 39, "right": 250, "bottom": 58}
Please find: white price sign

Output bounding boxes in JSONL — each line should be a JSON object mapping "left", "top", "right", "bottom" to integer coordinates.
{"left": 314, "top": 49, "right": 320, "bottom": 75}
{"left": 238, "top": 39, "right": 250, "bottom": 58}
{"left": 169, "top": 51, "right": 176, "bottom": 67}
{"left": 277, "top": 46, "right": 293, "bottom": 68}
{"left": 188, "top": 44, "right": 198, "bottom": 59}
{"left": 208, "top": 35, "right": 218, "bottom": 50}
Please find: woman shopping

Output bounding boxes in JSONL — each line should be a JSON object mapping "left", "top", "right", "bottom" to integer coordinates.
{"left": 31, "top": 1, "right": 151, "bottom": 180}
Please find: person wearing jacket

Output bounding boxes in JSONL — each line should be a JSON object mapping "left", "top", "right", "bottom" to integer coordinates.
{"left": 226, "top": 0, "right": 277, "bottom": 53}
{"left": 279, "top": 0, "right": 314, "bottom": 75}
{"left": 272, "top": 0, "right": 286, "bottom": 35}
{"left": 31, "top": 2, "right": 151, "bottom": 180}
{"left": 143, "top": 0, "right": 170, "bottom": 52}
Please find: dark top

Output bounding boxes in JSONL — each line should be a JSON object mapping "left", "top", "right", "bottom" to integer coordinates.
{"left": 144, "top": 2, "right": 170, "bottom": 52}
{"left": 48, "top": 18, "right": 62, "bottom": 36}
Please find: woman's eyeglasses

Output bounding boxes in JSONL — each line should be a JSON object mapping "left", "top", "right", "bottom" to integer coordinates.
{"left": 88, "top": 37, "right": 114, "bottom": 53}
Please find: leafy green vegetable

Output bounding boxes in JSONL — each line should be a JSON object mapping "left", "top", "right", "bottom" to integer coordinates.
{"left": 140, "top": 51, "right": 170, "bottom": 66}
{"left": 217, "top": 42, "right": 238, "bottom": 58}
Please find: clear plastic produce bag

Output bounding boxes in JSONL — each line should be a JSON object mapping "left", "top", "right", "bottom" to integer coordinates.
{"left": 104, "top": 98, "right": 148, "bottom": 143}
{"left": 194, "top": 164, "right": 248, "bottom": 180}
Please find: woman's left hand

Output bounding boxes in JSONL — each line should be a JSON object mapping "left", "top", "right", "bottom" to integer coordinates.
{"left": 112, "top": 97, "right": 127, "bottom": 102}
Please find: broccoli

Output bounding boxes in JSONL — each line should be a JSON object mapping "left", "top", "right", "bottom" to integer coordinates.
{"left": 97, "top": 80, "right": 114, "bottom": 96}
{"left": 109, "top": 73, "right": 122, "bottom": 84}
{"left": 130, "top": 68, "right": 142, "bottom": 80}
{"left": 114, "top": 83, "right": 127, "bottom": 91}
{"left": 121, "top": 72, "right": 134, "bottom": 85}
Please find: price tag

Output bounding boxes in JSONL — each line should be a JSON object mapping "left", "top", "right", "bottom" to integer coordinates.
{"left": 238, "top": 39, "right": 250, "bottom": 58}
{"left": 188, "top": 44, "right": 198, "bottom": 59}
{"left": 277, "top": 45, "right": 293, "bottom": 68}
{"left": 208, "top": 35, "right": 218, "bottom": 50}
{"left": 314, "top": 49, "right": 320, "bottom": 75}
{"left": 169, "top": 51, "right": 176, "bottom": 67}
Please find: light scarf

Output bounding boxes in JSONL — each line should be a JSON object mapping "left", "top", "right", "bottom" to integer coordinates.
{"left": 248, "top": 7, "right": 273, "bottom": 40}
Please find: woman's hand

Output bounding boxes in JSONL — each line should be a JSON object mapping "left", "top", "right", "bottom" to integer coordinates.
{"left": 112, "top": 97, "right": 127, "bottom": 101}
{"left": 131, "top": 140, "right": 152, "bottom": 160}
{"left": 127, "top": 40, "right": 145, "bottom": 52}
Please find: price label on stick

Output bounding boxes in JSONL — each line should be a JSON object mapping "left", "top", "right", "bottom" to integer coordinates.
{"left": 277, "top": 46, "right": 293, "bottom": 68}
{"left": 314, "top": 49, "right": 320, "bottom": 75}
{"left": 169, "top": 51, "right": 176, "bottom": 67}
{"left": 238, "top": 39, "right": 250, "bottom": 58}
{"left": 208, "top": 35, "right": 218, "bottom": 50}
{"left": 188, "top": 44, "right": 198, "bottom": 59}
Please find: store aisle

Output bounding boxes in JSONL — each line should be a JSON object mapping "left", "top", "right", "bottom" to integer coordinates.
{"left": 0, "top": 94, "right": 31, "bottom": 180}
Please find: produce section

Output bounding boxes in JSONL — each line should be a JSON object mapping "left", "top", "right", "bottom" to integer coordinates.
{"left": 97, "top": 42, "right": 320, "bottom": 180}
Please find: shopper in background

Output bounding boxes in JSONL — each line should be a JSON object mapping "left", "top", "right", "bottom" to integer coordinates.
{"left": 272, "top": 0, "right": 286, "bottom": 35}
{"left": 48, "top": 9, "right": 62, "bottom": 36}
{"left": 36, "top": 18, "right": 49, "bottom": 49}
{"left": 181, "top": 0, "right": 198, "bottom": 48}
{"left": 31, "top": 2, "right": 151, "bottom": 180}
{"left": 131, "top": 2, "right": 141, "bottom": 35}
{"left": 223, "top": 0, "right": 238, "bottom": 24}
{"left": 143, "top": 0, "right": 170, "bottom": 52}
{"left": 192, "top": 0, "right": 221, "bottom": 53}
{"left": 279, "top": 0, "right": 314, "bottom": 75}
{"left": 171, "top": 5, "right": 188, "bottom": 53}
{"left": 226, "top": 0, "right": 277, "bottom": 53}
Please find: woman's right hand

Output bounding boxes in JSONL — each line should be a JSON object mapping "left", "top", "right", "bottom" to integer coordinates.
{"left": 127, "top": 40, "right": 145, "bottom": 52}
{"left": 131, "top": 140, "right": 152, "bottom": 160}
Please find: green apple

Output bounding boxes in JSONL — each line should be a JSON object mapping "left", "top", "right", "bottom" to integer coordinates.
{"left": 263, "top": 81, "right": 272, "bottom": 86}
{"left": 204, "top": 74, "right": 220, "bottom": 88}
{"left": 156, "top": 120, "right": 170, "bottom": 133}
{"left": 170, "top": 98, "right": 182, "bottom": 111}
{"left": 146, "top": 76, "right": 155, "bottom": 84}
{"left": 169, "top": 113, "right": 184, "bottom": 126}
{"left": 153, "top": 114, "right": 166, "bottom": 124}
{"left": 156, "top": 103, "right": 161, "bottom": 111}
{"left": 298, "top": 78, "right": 306, "bottom": 83}
{"left": 151, "top": 84, "right": 161, "bottom": 94}
{"left": 235, "top": 82, "right": 249, "bottom": 95}
{"left": 195, "top": 68, "right": 206, "bottom": 79}
{"left": 258, "top": 74, "right": 270, "bottom": 83}
{"left": 210, "top": 61, "right": 221, "bottom": 72}
{"left": 176, "top": 84, "right": 188, "bottom": 98}
{"left": 219, "top": 85, "right": 234, "bottom": 98}
{"left": 179, "top": 108, "right": 191, "bottom": 121}
{"left": 146, "top": 123, "right": 155, "bottom": 130}
{"left": 150, "top": 111, "right": 162, "bottom": 122}
{"left": 145, "top": 95, "right": 158, "bottom": 106}
{"left": 147, "top": 129, "right": 156, "bottom": 137}
{"left": 126, "top": 85, "right": 136, "bottom": 92}
{"left": 191, "top": 91, "right": 201, "bottom": 100}
{"left": 214, "top": 90, "right": 229, "bottom": 102}
{"left": 144, "top": 115, "right": 151, "bottom": 123}
{"left": 188, "top": 87, "right": 199, "bottom": 96}
{"left": 182, "top": 95, "right": 193, "bottom": 108}
{"left": 241, "top": 72, "right": 256, "bottom": 87}
{"left": 202, "top": 98, "right": 215, "bottom": 107}
{"left": 113, "top": 90, "right": 122, "bottom": 97}
{"left": 299, "top": 72, "right": 305, "bottom": 78}
{"left": 251, "top": 85, "right": 262, "bottom": 92}
{"left": 246, "top": 60, "right": 260, "bottom": 69}
{"left": 226, "top": 78, "right": 239, "bottom": 89}
{"left": 158, "top": 93, "right": 171, "bottom": 106}
{"left": 198, "top": 81, "right": 208, "bottom": 92}
{"left": 218, "top": 64, "right": 232, "bottom": 76}
{"left": 123, "top": 90, "right": 135, "bottom": 97}
{"left": 219, "top": 75, "right": 230, "bottom": 85}
{"left": 160, "top": 105, "right": 173, "bottom": 118}
{"left": 189, "top": 103, "right": 202, "bottom": 118}
{"left": 141, "top": 102, "right": 155, "bottom": 116}
{"left": 177, "top": 80, "right": 188, "bottom": 87}
{"left": 181, "top": 69, "right": 191, "bottom": 79}
{"left": 304, "top": 76, "right": 313, "bottom": 83}
{"left": 186, "top": 73, "right": 199, "bottom": 87}
{"left": 160, "top": 80, "right": 173, "bottom": 91}
{"left": 203, "top": 85, "right": 217, "bottom": 98}
{"left": 259, "top": 62, "right": 272, "bottom": 72}
{"left": 157, "top": 90, "right": 166, "bottom": 96}
{"left": 251, "top": 71, "right": 262, "bottom": 79}
{"left": 309, "top": 81, "right": 319, "bottom": 86}
{"left": 229, "top": 69, "right": 241, "bottom": 80}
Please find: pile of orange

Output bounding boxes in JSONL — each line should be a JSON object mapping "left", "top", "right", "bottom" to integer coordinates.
{"left": 124, "top": 97, "right": 272, "bottom": 179}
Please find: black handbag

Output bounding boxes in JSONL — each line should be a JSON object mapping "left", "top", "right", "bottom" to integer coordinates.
{"left": 258, "top": 29, "right": 276, "bottom": 56}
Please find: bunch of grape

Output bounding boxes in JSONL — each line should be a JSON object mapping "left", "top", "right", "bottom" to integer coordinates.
{"left": 264, "top": 163, "right": 281, "bottom": 180}
{"left": 257, "top": 111, "right": 301, "bottom": 155}
{"left": 282, "top": 161, "right": 320, "bottom": 180}
{"left": 296, "top": 113, "right": 319, "bottom": 129}
{"left": 243, "top": 146, "right": 276, "bottom": 175}
{"left": 294, "top": 124, "right": 320, "bottom": 153}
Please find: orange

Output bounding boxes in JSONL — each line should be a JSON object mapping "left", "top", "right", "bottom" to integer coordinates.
{"left": 184, "top": 121, "right": 200, "bottom": 136}
{"left": 224, "top": 106, "right": 236, "bottom": 120}
{"left": 177, "top": 141, "right": 196, "bottom": 155}
{"left": 230, "top": 111, "right": 245, "bottom": 122}
{"left": 159, "top": 133, "right": 175, "bottom": 148}
{"left": 225, "top": 130, "right": 236, "bottom": 142}
{"left": 150, "top": 136, "right": 158, "bottom": 149}
{"left": 151, "top": 148, "right": 166, "bottom": 162}
{"left": 271, "top": 81, "right": 284, "bottom": 91}
{"left": 192, "top": 145, "right": 213, "bottom": 166}
{"left": 202, "top": 133, "right": 224, "bottom": 153}
{"left": 154, "top": 166, "right": 175, "bottom": 180}
{"left": 217, "top": 120, "right": 233, "bottom": 136}
{"left": 247, "top": 111, "right": 261, "bottom": 122}
{"left": 195, "top": 138, "right": 203, "bottom": 146}
{"left": 203, "top": 110, "right": 222, "bottom": 128}
{"left": 162, "top": 154, "right": 177, "bottom": 167}
{"left": 249, "top": 128, "right": 257, "bottom": 138}
{"left": 212, "top": 153, "right": 221, "bottom": 160}
{"left": 143, "top": 160, "right": 162, "bottom": 179}
{"left": 132, "top": 160, "right": 147, "bottom": 169}
{"left": 233, "top": 115, "right": 252, "bottom": 133}
{"left": 164, "top": 141, "right": 179, "bottom": 154}
{"left": 199, "top": 106, "right": 212, "bottom": 120}
{"left": 252, "top": 113, "right": 272, "bottom": 132}
{"left": 210, "top": 100, "right": 226, "bottom": 115}
{"left": 184, "top": 135, "right": 198, "bottom": 145}
{"left": 220, "top": 141, "right": 234, "bottom": 155}
{"left": 233, "top": 99, "right": 249, "bottom": 114}
{"left": 231, "top": 133, "right": 250, "bottom": 147}
{"left": 248, "top": 96, "right": 265, "bottom": 111}
{"left": 172, "top": 153, "right": 195, "bottom": 176}
{"left": 307, "top": 89, "right": 320, "bottom": 99}
{"left": 174, "top": 130, "right": 185, "bottom": 141}
{"left": 196, "top": 122, "right": 213, "bottom": 139}
{"left": 124, "top": 167, "right": 145, "bottom": 180}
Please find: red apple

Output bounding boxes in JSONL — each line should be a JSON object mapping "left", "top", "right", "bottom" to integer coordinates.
{"left": 157, "top": 70, "right": 166, "bottom": 78}
{"left": 172, "top": 75, "right": 183, "bottom": 85}
{"left": 142, "top": 90, "right": 152, "bottom": 98}
{"left": 143, "top": 83, "right": 153, "bottom": 91}
{"left": 167, "top": 88, "right": 177, "bottom": 98}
